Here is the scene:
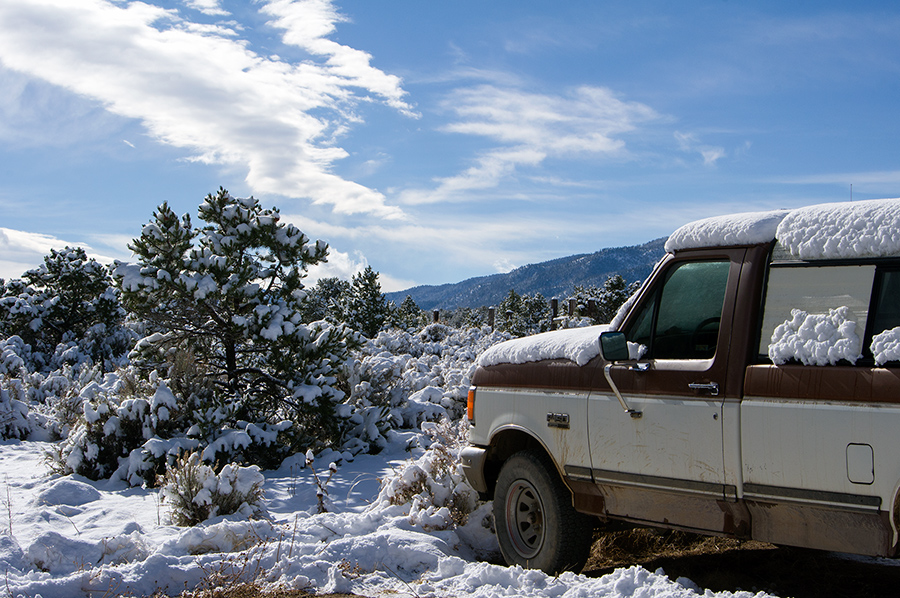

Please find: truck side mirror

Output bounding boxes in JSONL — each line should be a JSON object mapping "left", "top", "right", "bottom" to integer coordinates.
{"left": 600, "top": 331, "right": 630, "bottom": 362}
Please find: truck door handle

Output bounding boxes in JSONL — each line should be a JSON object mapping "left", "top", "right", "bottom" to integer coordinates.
{"left": 688, "top": 382, "right": 719, "bottom": 396}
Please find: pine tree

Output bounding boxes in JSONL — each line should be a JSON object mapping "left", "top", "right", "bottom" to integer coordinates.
{"left": 0, "top": 247, "right": 130, "bottom": 371}
{"left": 345, "top": 266, "right": 392, "bottom": 338}
{"left": 116, "top": 188, "right": 359, "bottom": 450}
{"left": 570, "top": 274, "right": 641, "bottom": 324}
{"left": 302, "top": 277, "right": 351, "bottom": 323}
{"left": 497, "top": 289, "right": 550, "bottom": 337}
{"left": 397, "top": 295, "right": 427, "bottom": 330}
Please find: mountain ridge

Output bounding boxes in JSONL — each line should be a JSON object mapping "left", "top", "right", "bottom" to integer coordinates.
{"left": 386, "top": 237, "right": 666, "bottom": 311}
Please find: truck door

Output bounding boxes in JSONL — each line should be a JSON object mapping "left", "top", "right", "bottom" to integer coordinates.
{"left": 587, "top": 247, "right": 746, "bottom": 528}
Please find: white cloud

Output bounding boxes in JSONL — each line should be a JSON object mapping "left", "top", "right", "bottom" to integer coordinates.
{"left": 305, "top": 247, "right": 367, "bottom": 284}
{"left": 377, "top": 273, "right": 419, "bottom": 294}
{"left": 0, "top": 0, "right": 412, "bottom": 219}
{"left": 0, "top": 228, "right": 117, "bottom": 280}
{"left": 261, "top": 0, "right": 416, "bottom": 118}
{"left": 492, "top": 258, "right": 516, "bottom": 274}
{"left": 399, "top": 85, "right": 658, "bottom": 204}
{"left": 300, "top": 243, "right": 415, "bottom": 292}
{"left": 182, "top": 0, "right": 229, "bottom": 17}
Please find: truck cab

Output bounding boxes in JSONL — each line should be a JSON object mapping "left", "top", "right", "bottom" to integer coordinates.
{"left": 462, "top": 198, "right": 900, "bottom": 573}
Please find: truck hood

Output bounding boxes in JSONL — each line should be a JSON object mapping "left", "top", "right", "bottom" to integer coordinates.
{"left": 477, "top": 324, "right": 612, "bottom": 368}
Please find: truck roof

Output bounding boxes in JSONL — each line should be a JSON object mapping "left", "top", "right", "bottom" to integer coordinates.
{"left": 666, "top": 197, "right": 900, "bottom": 260}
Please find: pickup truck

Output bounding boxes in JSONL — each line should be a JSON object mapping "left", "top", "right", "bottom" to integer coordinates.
{"left": 462, "top": 198, "right": 900, "bottom": 573}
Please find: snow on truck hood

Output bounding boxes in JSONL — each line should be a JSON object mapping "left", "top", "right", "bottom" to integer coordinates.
{"left": 477, "top": 324, "right": 612, "bottom": 368}
{"left": 665, "top": 197, "right": 900, "bottom": 259}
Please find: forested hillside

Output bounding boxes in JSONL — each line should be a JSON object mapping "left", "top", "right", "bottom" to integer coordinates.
{"left": 387, "top": 237, "right": 666, "bottom": 310}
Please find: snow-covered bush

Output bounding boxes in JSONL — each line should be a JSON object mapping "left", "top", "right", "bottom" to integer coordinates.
{"left": 49, "top": 375, "right": 293, "bottom": 485}
{"left": 116, "top": 190, "right": 359, "bottom": 453}
{"left": 768, "top": 306, "right": 862, "bottom": 366}
{"left": 0, "top": 335, "right": 28, "bottom": 376}
{"left": 160, "top": 452, "right": 266, "bottom": 526}
{"left": 52, "top": 387, "right": 155, "bottom": 480}
{"left": 1, "top": 355, "right": 119, "bottom": 442}
{"left": 0, "top": 383, "right": 31, "bottom": 439}
{"left": 374, "top": 418, "right": 480, "bottom": 531}
{"left": 340, "top": 324, "right": 509, "bottom": 454}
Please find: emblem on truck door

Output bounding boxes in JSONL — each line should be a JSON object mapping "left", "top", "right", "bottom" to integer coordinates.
{"left": 547, "top": 413, "right": 570, "bottom": 429}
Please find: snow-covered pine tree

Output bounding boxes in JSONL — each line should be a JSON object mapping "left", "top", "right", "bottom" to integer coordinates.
{"left": 116, "top": 188, "right": 359, "bottom": 455}
{"left": 397, "top": 295, "right": 427, "bottom": 330}
{"left": 345, "top": 266, "right": 393, "bottom": 338}
{"left": 496, "top": 289, "right": 550, "bottom": 337}
{"left": 0, "top": 247, "right": 131, "bottom": 372}
{"left": 301, "top": 277, "right": 351, "bottom": 324}
{"left": 570, "top": 274, "right": 641, "bottom": 324}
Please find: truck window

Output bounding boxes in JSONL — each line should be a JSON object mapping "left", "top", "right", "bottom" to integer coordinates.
{"left": 625, "top": 260, "right": 729, "bottom": 360}
{"left": 758, "top": 265, "right": 876, "bottom": 358}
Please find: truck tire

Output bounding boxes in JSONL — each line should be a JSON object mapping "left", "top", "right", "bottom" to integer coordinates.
{"left": 493, "top": 450, "right": 594, "bottom": 574}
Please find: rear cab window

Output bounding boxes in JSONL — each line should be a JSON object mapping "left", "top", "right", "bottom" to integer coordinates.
{"left": 758, "top": 243, "right": 900, "bottom": 366}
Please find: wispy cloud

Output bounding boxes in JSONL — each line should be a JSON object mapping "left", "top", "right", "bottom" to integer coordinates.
{"left": 0, "top": 69, "right": 127, "bottom": 148}
{"left": 261, "top": 0, "right": 416, "bottom": 118}
{"left": 0, "top": 0, "right": 412, "bottom": 219}
{"left": 284, "top": 206, "right": 654, "bottom": 280}
{"left": 399, "top": 85, "right": 658, "bottom": 204}
{"left": 674, "top": 131, "right": 725, "bottom": 166}
{"left": 778, "top": 170, "right": 900, "bottom": 186}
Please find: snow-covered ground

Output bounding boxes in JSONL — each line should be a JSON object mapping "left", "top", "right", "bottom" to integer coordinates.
{"left": 0, "top": 320, "right": 778, "bottom": 598}
{"left": 10, "top": 197, "right": 900, "bottom": 597}
{"left": 2, "top": 427, "right": 779, "bottom": 598}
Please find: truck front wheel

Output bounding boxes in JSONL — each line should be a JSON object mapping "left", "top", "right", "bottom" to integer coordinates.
{"left": 493, "top": 450, "right": 594, "bottom": 573}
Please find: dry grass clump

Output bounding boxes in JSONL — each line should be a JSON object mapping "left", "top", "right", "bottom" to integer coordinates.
{"left": 587, "top": 527, "right": 757, "bottom": 570}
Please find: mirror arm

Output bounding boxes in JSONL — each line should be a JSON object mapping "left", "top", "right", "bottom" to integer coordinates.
{"left": 604, "top": 363, "right": 643, "bottom": 419}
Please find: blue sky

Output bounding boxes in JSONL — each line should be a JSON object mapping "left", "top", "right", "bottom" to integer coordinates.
{"left": 1, "top": 0, "right": 899, "bottom": 291}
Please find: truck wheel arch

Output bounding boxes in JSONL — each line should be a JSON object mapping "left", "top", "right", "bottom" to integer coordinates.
{"left": 484, "top": 427, "right": 566, "bottom": 498}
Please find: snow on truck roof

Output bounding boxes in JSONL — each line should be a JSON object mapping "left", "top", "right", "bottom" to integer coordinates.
{"left": 665, "top": 197, "right": 900, "bottom": 259}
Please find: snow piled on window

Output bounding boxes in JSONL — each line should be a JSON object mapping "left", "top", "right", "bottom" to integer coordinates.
{"left": 665, "top": 198, "right": 900, "bottom": 259}
{"left": 871, "top": 327, "right": 900, "bottom": 366}
{"left": 477, "top": 325, "right": 610, "bottom": 367}
{"left": 776, "top": 198, "right": 900, "bottom": 260}
{"left": 665, "top": 209, "right": 789, "bottom": 253}
{"left": 768, "top": 306, "right": 862, "bottom": 366}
